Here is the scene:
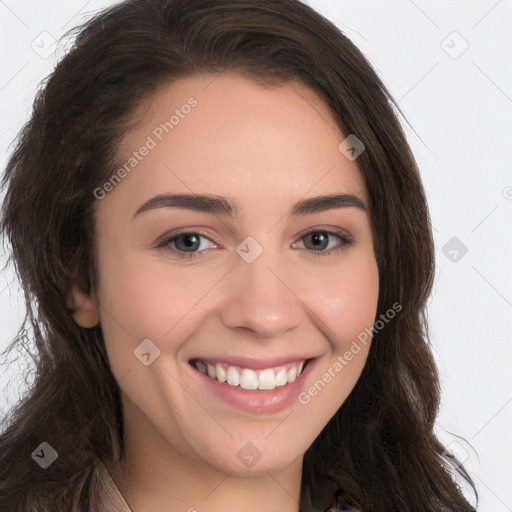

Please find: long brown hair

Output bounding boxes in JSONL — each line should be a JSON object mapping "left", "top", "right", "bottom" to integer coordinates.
{"left": 0, "top": 0, "right": 477, "bottom": 510}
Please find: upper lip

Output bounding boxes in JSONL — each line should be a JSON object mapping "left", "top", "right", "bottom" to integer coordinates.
{"left": 189, "top": 354, "right": 315, "bottom": 370}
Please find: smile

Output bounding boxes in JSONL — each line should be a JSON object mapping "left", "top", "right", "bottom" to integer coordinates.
{"left": 190, "top": 359, "right": 308, "bottom": 391}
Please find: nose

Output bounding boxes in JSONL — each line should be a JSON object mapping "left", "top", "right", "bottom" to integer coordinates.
{"left": 219, "top": 248, "right": 305, "bottom": 339}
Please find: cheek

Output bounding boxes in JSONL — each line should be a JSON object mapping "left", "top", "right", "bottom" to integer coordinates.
{"left": 296, "top": 256, "right": 379, "bottom": 419}
{"left": 98, "top": 244, "right": 379, "bottom": 346}
{"left": 96, "top": 252, "right": 216, "bottom": 422}
{"left": 95, "top": 249, "right": 240, "bottom": 394}
{"left": 307, "top": 252, "right": 380, "bottom": 348}
{"left": 97, "top": 251, "right": 215, "bottom": 340}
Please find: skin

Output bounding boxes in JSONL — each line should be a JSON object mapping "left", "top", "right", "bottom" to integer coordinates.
{"left": 71, "top": 73, "right": 379, "bottom": 512}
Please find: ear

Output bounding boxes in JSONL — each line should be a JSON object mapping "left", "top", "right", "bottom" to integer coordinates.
{"left": 68, "top": 280, "right": 100, "bottom": 329}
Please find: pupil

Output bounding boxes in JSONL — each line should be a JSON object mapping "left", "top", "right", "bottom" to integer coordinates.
{"left": 180, "top": 234, "right": 199, "bottom": 250}
{"left": 310, "top": 233, "right": 327, "bottom": 249}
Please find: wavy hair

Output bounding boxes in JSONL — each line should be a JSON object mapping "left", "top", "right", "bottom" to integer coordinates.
{"left": 0, "top": 0, "right": 477, "bottom": 510}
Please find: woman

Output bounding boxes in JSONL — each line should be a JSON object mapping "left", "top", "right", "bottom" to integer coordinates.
{"left": 0, "top": 0, "right": 477, "bottom": 510}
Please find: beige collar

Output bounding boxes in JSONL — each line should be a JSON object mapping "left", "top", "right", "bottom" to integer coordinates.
{"left": 97, "top": 459, "right": 135, "bottom": 512}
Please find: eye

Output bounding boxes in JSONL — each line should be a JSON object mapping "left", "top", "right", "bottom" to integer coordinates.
{"left": 156, "top": 228, "right": 353, "bottom": 260}
{"left": 156, "top": 231, "right": 218, "bottom": 259}
{"left": 292, "top": 229, "right": 353, "bottom": 256}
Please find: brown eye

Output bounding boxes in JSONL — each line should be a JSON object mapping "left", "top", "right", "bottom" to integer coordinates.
{"left": 294, "top": 230, "right": 354, "bottom": 256}
{"left": 303, "top": 232, "right": 330, "bottom": 251}
{"left": 156, "top": 231, "right": 218, "bottom": 260}
{"left": 173, "top": 233, "right": 202, "bottom": 252}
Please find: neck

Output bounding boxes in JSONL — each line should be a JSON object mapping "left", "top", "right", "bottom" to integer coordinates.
{"left": 109, "top": 394, "right": 304, "bottom": 512}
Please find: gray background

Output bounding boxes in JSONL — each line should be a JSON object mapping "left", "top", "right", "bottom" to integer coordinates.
{"left": 1, "top": 1, "right": 511, "bottom": 510}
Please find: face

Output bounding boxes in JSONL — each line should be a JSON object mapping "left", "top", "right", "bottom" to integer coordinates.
{"left": 75, "top": 73, "right": 379, "bottom": 477}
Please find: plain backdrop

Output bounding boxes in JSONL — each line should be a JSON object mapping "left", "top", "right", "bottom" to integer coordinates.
{"left": 0, "top": 1, "right": 511, "bottom": 510}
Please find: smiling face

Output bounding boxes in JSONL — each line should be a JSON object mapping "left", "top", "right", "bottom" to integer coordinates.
{"left": 73, "top": 72, "right": 379, "bottom": 478}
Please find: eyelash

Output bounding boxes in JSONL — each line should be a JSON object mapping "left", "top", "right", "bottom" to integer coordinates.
{"left": 155, "top": 229, "right": 354, "bottom": 260}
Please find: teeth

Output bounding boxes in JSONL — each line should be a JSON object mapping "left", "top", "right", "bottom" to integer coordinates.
{"left": 240, "top": 369, "right": 258, "bottom": 390}
{"left": 287, "top": 366, "right": 297, "bottom": 383}
{"left": 258, "top": 369, "right": 275, "bottom": 390}
{"left": 275, "top": 368, "right": 287, "bottom": 387}
{"left": 196, "top": 360, "right": 207, "bottom": 375}
{"left": 193, "top": 359, "right": 307, "bottom": 391}
{"left": 215, "top": 362, "right": 226, "bottom": 383}
{"left": 226, "top": 366, "right": 240, "bottom": 386}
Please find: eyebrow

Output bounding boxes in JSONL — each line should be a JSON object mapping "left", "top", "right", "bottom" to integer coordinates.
{"left": 133, "top": 192, "right": 367, "bottom": 219}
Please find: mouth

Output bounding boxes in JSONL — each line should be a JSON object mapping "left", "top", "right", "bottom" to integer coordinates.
{"left": 189, "top": 358, "right": 312, "bottom": 391}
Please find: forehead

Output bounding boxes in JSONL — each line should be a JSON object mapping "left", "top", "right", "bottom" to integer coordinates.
{"left": 112, "top": 72, "right": 368, "bottom": 212}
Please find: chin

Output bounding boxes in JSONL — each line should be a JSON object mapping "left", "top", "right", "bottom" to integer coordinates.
{"left": 187, "top": 433, "right": 305, "bottom": 477}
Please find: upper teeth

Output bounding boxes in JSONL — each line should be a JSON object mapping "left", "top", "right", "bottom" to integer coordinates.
{"left": 194, "top": 360, "right": 305, "bottom": 391}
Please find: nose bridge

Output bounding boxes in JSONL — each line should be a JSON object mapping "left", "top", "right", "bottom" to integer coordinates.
{"left": 219, "top": 241, "right": 304, "bottom": 337}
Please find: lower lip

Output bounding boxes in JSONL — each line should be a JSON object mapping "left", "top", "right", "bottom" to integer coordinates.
{"left": 189, "top": 359, "right": 316, "bottom": 414}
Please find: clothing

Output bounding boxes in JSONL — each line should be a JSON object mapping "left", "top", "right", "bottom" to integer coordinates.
{"left": 97, "top": 460, "right": 134, "bottom": 511}
{"left": 97, "top": 460, "right": 359, "bottom": 512}
{"left": 97, "top": 462, "right": 477, "bottom": 512}
{"left": 324, "top": 490, "right": 362, "bottom": 511}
